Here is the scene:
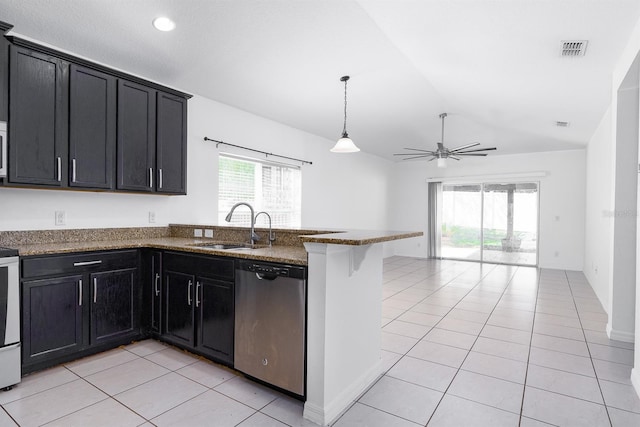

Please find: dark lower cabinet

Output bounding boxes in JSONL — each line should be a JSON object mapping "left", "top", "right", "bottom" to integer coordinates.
{"left": 21, "top": 250, "right": 141, "bottom": 373}
{"left": 142, "top": 250, "right": 163, "bottom": 336}
{"left": 162, "top": 252, "right": 235, "bottom": 365}
{"left": 198, "top": 277, "right": 234, "bottom": 362}
{"left": 90, "top": 268, "right": 137, "bottom": 345}
{"left": 164, "top": 270, "right": 196, "bottom": 347}
{"left": 22, "top": 275, "right": 83, "bottom": 366}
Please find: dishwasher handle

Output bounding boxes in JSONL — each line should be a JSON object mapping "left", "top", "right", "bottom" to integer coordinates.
{"left": 255, "top": 272, "right": 279, "bottom": 281}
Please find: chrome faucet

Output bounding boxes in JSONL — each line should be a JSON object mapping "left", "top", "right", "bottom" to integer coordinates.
{"left": 255, "top": 211, "right": 276, "bottom": 247}
{"left": 225, "top": 202, "right": 260, "bottom": 245}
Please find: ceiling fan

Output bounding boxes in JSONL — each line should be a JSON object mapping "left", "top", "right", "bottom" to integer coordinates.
{"left": 394, "top": 113, "right": 497, "bottom": 168}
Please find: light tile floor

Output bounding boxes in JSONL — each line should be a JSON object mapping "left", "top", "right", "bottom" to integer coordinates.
{"left": 0, "top": 257, "right": 639, "bottom": 426}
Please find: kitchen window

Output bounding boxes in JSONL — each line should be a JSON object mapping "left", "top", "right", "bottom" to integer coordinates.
{"left": 218, "top": 154, "right": 302, "bottom": 228}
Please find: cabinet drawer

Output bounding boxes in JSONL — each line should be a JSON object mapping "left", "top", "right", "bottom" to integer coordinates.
{"left": 22, "top": 250, "right": 138, "bottom": 279}
{"left": 163, "top": 251, "right": 234, "bottom": 280}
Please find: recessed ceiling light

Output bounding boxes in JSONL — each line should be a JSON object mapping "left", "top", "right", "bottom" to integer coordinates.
{"left": 152, "top": 17, "right": 175, "bottom": 32}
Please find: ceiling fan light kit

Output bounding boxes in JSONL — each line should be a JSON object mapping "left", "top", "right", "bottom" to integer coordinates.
{"left": 393, "top": 112, "right": 497, "bottom": 167}
{"left": 330, "top": 75, "right": 360, "bottom": 153}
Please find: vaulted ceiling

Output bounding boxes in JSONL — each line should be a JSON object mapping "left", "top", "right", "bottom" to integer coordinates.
{"left": 1, "top": 0, "right": 639, "bottom": 160}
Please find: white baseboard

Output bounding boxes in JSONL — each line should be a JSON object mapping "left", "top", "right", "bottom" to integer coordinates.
{"left": 606, "top": 323, "right": 635, "bottom": 343}
{"left": 303, "top": 360, "right": 383, "bottom": 426}
{"left": 631, "top": 368, "right": 640, "bottom": 400}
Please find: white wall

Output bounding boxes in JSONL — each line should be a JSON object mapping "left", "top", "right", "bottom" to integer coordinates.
{"left": 584, "top": 106, "right": 613, "bottom": 308}
{"left": 0, "top": 94, "right": 391, "bottom": 232}
{"left": 386, "top": 150, "right": 586, "bottom": 271}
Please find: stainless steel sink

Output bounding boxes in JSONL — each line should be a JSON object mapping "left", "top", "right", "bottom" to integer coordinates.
{"left": 189, "top": 242, "right": 259, "bottom": 250}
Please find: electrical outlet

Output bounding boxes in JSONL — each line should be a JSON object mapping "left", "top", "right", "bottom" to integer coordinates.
{"left": 148, "top": 211, "right": 156, "bottom": 223}
{"left": 194, "top": 229, "right": 203, "bottom": 238}
{"left": 204, "top": 229, "right": 214, "bottom": 238}
{"left": 55, "top": 211, "right": 66, "bottom": 226}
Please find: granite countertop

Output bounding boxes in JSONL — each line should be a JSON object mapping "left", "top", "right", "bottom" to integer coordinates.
{"left": 5, "top": 228, "right": 423, "bottom": 266}
{"left": 11, "top": 237, "right": 309, "bottom": 266}
{"left": 299, "top": 230, "right": 423, "bottom": 245}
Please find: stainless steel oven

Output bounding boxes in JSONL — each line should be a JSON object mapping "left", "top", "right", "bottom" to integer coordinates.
{"left": 0, "top": 122, "right": 6, "bottom": 178}
{"left": 0, "top": 247, "right": 20, "bottom": 390}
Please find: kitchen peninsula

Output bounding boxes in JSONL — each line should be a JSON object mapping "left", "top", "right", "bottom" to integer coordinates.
{"left": 1, "top": 225, "right": 421, "bottom": 426}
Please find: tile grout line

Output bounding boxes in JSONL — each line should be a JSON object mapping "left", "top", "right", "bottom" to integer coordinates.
{"left": 564, "top": 270, "right": 613, "bottom": 427}
{"left": 424, "top": 263, "right": 521, "bottom": 425}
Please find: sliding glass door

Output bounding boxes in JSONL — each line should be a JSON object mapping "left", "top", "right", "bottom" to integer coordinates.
{"left": 439, "top": 182, "right": 538, "bottom": 266}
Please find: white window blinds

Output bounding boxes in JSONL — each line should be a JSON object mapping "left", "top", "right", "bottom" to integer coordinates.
{"left": 218, "top": 154, "right": 302, "bottom": 228}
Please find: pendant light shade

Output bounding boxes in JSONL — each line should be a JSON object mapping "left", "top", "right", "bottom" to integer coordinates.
{"left": 330, "top": 75, "right": 360, "bottom": 153}
{"left": 437, "top": 157, "right": 447, "bottom": 168}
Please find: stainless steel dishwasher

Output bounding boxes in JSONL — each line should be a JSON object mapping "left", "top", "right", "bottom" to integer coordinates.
{"left": 234, "top": 260, "right": 306, "bottom": 396}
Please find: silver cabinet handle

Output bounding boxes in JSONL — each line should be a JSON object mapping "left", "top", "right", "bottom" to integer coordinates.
{"left": 195, "top": 281, "right": 201, "bottom": 307}
{"left": 187, "top": 280, "right": 192, "bottom": 306}
{"left": 93, "top": 277, "right": 97, "bottom": 303}
{"left": 159, "top": 168, "right": 163, "bottom": 189}
{"left": 78, "top": 279, "right": 83, "bottom": 306}
{"left": 56, "top": 157, "right": 62, "bottom": 182}
{"left": 149, "top": 168, "right": 153, "bottom": 188}
{"left": 72, "top": 158, "right": 77, "bottom": 183}
{"left": 154, "top": 273, "right": 160, "bottom": 297}
{"left": 73, "top": 260, "right": 102, "bottom": 267}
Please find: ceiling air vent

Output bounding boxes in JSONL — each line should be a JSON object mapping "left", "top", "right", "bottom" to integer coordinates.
{"left": 560, "top": 40, "right": 588, "bottom": 57}
{"left": 556, "top": 121, "right": 570, "bottom": 127}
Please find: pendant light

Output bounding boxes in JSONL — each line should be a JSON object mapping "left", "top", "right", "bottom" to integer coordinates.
{"left": 330, "top": 75, "right": 360, "bottom": 153}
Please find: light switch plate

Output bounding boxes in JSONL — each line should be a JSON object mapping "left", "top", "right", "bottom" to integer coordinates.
{"left": 204, "top": 229, "right": 214, "bottom": 238}
{"left": 194, "top": 229, "right": 203, "bottom": 237}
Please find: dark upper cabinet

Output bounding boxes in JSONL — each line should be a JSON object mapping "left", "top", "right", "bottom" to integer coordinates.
{"left": 117, "top": 80, "right": 156, "bottom": 192}
{"left": 0, "top": 21, "right": 13, "bottom": 121}
{"left": 69, "top": 65, "right": 116, "bottom": 189}
{"left": 156, "top": 92, "right": 187, "bottom": 194}
{"left": 9, "top": 46, "right": 68, "bottom": 186}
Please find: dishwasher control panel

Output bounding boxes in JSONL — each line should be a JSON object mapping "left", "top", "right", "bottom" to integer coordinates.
{"left": 247, "top": 264, "right": 290, "bottom": 277}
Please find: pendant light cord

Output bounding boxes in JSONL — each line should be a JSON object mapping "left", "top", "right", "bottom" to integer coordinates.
{"left": 341, "top": 76, "right": 349, "bottom": 137}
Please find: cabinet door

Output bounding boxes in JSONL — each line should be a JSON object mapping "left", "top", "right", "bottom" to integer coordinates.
{"left": 117, "top": 80, "right": 156, "bottom": 191}
{"left": 0, "top": 22, "right": 11, "bottom": 122}
{"left": 146, "top": 251, "right": 162, "bottom": 335}
{"left": 69, "top": 65, "right": 116, "bottom": 189}
{"left": 90, "top": 268, "right": 137, "bottom": 345}
{"left": 22, "top": 275, "right": 84, "bottom": 367}
{"left": 164, "top": 270, "right": 195, "bottom": 347}
{"left": 197, "top": 277, "right": 234, "bottom": 364}
{"left": 9, "top": 46, "right": 68, "bottom": 185}
{"left": 156, "top": 92, "right": 187, "bottom": 194}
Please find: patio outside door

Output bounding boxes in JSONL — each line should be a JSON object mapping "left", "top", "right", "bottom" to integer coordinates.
{"left": 440, "top": 182, "right": 538, "bottom": 266}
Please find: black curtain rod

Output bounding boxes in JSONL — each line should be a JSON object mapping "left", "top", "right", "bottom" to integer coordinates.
{"left": 204, "top": 137, "right": 313, "bottom": 165}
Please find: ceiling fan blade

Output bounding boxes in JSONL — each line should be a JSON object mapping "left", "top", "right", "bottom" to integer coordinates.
{"left": 454, "top": 147, "right": 497, "bottom": 154}
{"left": 449, "top": 142, "right": 480, "bottom": 152}
{"left": 402, "top": 147, "right": 437, "bottom": 153}
{"left": 393, "top": 152, "right": 436, "bottom": 156}
{"left": 401, "top": 155, "right": 435, "bottom": 161}
{"left": 455, "top": 153, "right": 488, "bottom": 156}
{"left": 449, "top": 156, "right": 461, "bottom": 160}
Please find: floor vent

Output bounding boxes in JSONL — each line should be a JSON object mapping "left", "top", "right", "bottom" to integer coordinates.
{"left": 560, "top": 40, "right": 588, "bottom": 57}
